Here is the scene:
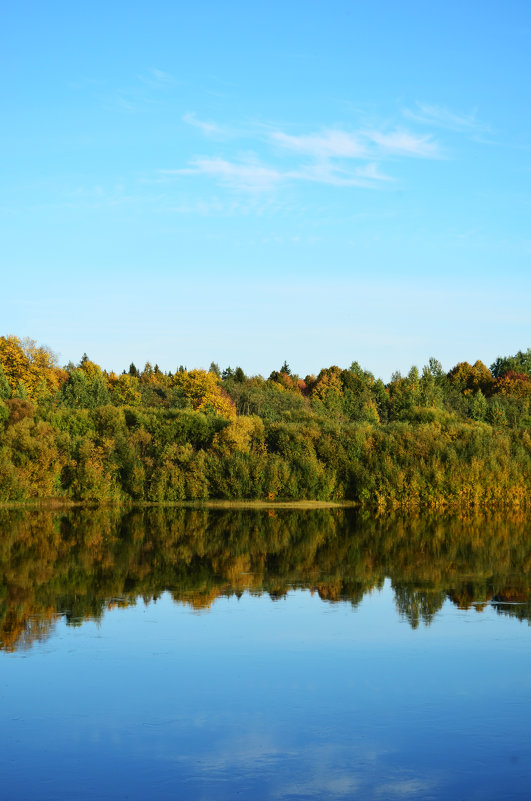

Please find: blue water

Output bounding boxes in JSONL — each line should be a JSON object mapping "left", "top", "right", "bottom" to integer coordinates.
{"left": 1, "top": 582, "right": 530, "bottom": 800}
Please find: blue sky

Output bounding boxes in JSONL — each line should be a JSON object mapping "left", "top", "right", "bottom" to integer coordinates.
{"left": 1, "top": 1, "right": 530, "bottom": 379}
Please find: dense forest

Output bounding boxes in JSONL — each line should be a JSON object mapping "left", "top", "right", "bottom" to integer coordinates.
{"left": 0, "top": 335, "right": 530, "bottom": 507}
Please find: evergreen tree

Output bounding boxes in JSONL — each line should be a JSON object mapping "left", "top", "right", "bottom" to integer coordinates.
{"left": 487, "top": 401, "right": 507, "bottom": 426}
{"left": 470, "top": 390, "right": 488, "bottom": 422}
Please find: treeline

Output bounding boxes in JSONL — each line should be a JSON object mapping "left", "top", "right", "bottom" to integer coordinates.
{"left": 0, "top": 335, "right": 530, "bottom": 507}
{"left": 1, "top": 507, "right": 530, "bottom": 651}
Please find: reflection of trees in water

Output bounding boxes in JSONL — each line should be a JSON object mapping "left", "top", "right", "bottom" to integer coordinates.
{"left": 492, "top": 591, "right": 531, "bottom": 625}
{"left": 1, "top": 607, "right": 60, "bottom": 651}
{"left": 392, "top": 584, "right": 448, "bottom": 628}
{"left": 0, "top": 508, "right": 530, "bottom": 651}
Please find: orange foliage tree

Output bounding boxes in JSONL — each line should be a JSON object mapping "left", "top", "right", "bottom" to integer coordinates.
{"left": 495, "top": 371, "right": 531, "bottom": 399}
{"left": 447, "top": 360, "right": 494, "bottom": 395}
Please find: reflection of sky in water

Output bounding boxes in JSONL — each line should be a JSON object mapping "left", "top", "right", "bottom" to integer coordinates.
{"left": 1, "top": 583, "right": 530, "bottom": 800}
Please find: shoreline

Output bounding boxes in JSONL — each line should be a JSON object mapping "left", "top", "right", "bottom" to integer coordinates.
{"left": 0, "top": 498, "right": 358, "bottom": 511}
{"left": 0, "top": 498, "right": 527, "bottom": 512}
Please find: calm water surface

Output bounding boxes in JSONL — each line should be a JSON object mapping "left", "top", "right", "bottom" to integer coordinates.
{"left": 0, "top": 508, "right": 530, "bottom": 800}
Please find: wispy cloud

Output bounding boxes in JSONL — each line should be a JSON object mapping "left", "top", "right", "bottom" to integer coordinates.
{"left": 163, "top": 154, "right": 393, "bottom": 192}
{"left": 164, "top": 115, "right": 444, "bottom": 193}
{"left": 272, "top": 127, "right": 440, "bottom": 160}
{"left": 162, "top": 158, "right": 283, "bottom": 192}
{"left": 403, "top": 102, "right": 490, "bottom": 135}
{"left": 291, "top": 161, "right": 393, "bottom": 187}
{"left": 365, "top": 129, "right": 440, "bottom": 157}
{"left": 182, "top": 112, "right": 228, "bottom": 137}
{"left": 271, "top": 129, "right": 367, "bottom": 159}
{"left": 271, "top": 129, "right": 441, "bottom": 159}
{"left": 356, "top": 162, "right": 394, "bottom": 181}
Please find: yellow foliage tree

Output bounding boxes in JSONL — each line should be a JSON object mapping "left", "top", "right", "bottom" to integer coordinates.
{"left": 0, "top": 335, "right": 65, "bottom": 398}
{"left": 112, "top": 373, "right": 142, "bottom": 406}
{"left": 172, "top": 369, "right": 236, "bottom": 418}
{"left": 312, "top": 366, "right": 343, "bottom": 401}
{"left": 78, "top": 357, "right": 105, "bottom": 380}
{"left": 212, "top": 415, "right": 265, "bottom": 455}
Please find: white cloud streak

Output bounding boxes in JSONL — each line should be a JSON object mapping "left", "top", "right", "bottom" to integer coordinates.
{"left": 403, "top": 102, "right": 490, "bottom": 134}
{"left": 162, "top": 155, "right": 394, "bottom": 192}
{"left": 166, "top": 115, "right": 444, "bottom": 192}
{"left": 272, "top": 128, "right": 439, "bottom": 159}
{"left": 364, "top": 129, "right": 440, "bottom": 157}
{"left": 271, "top": 129, "right": 367, "bottom": 159}
{"left": 291, "top": 161, "right": 393, "bottom": 187}
{"left": 182, "top": 112, "right": 229, "bottom": 137}
{"left": 162, "top": 158, "right": 283, "bottom": 192}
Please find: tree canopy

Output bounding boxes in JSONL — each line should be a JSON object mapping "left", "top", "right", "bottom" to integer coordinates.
{"left": 0, "top": 336, "right": 530, "bottom": 508}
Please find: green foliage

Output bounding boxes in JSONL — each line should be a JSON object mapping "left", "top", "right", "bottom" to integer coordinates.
{"left": 470, "top": 390, "right": 488, "bottom": 422}
{"left": 61, "top": 368, "right": 110, "bottom": 409}
{"left": 0, "top": 401, "right": 9, "bottom": 427}
{"left": 487, "top": 401, "right": 508, "bottom": 427}
{"left": 14, "top": 380, "right": 28, "bottom": 399}
{"left": 225, "top": 377, "right": 309, "bottom": 421}
{"left": 0, "top": 364, "right": 11, "bottom": 400}
{"left": 491, "top": 348, "right": 531, "bottom": 378}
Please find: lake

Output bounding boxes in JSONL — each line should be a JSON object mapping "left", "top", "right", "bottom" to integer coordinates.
{"left": 0, "top": 507, "right": 530, "bottom": 800}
